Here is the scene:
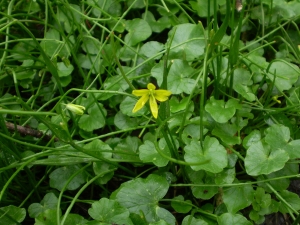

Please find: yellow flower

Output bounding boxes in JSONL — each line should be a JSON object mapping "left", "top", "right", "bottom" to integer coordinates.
{"left": 132, "top": 83, "right": 172, "bottom": 118}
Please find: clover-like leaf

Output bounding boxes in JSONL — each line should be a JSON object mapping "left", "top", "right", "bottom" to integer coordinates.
{"left": 245, "top": 140, "right": 289, "bottom": 176}
{"left": 205, "top": 97, "right": 240, "bottom": 123}
{"left": 265, "top": 124, "right": 290, "bottom": 150}
{"left": 88, "top": 198, "right": 132, "bottom": 224}
{"left": 78, "top": 103, "right": 107, "bottom": 131}
{"left": 218, "top": 213, "right": 252, "bottom": 225}
{"left": 167, "top": 24, "right": 205, "bottom": 61}
{"left": 115, "top": 174, "right": 175, "bottom": 224}
{"left": 49, "top": 165, "right": 87, "bottom": 191}
{"left": 139, "top": 140, "right": 170, "bottom": 167}
{"left": 267, "top": 61, "right": 300, "bottom": 91}
{"left": 232, "top": 68, "right": 255, "bottom": 102}
{"left": 223, "top": 184, "right": 254, "bottom": 213}
{"left": 125, "top": 18, "right": 152, "bottom": 46}
{"left": 184, "top": 136, "right": 227, "bottom": 173}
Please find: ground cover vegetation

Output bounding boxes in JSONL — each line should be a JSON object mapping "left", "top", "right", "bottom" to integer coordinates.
{"left": 1, "top": 0, "right": 300, "bottom": 224}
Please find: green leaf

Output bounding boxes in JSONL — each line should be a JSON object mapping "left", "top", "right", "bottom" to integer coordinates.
{"left": 278, "top": 190, "right": 300, "bottom": 213}
{"left": 264, "top": 124, "right": 290, "bottom": 149}
{"left": 125, "top": 18, "right": 152, "bottom": 46}
{"left": 184, "top": 137, "right": 227, "bottom": 173}
{"left": 89, "top": 0, "right": 121, "bottom": 17}
{"left": 189, "top": 0, "right": 216, "bottom": 17}
{"left": 243, "top": 130, "right": 261, "bottom": 149}
{"left": 40, "top": 28, "right": 70, "bottom": 58}
{"left": 223, "top": 184, "right": 254, "bottom": 213}
{"left": 140, "top": 41, "right": 164, "bottom": 60}
{"left": 218, "top": 213, "right": 252, "bottom": 225}
{"left": 171, "top": 195, "right": 192, "bottom": 213}
{"left": 215, "top": 168, "right": 236, "bottom": 185}
{"left": 28, "top": 193, "right": 58, "bottom": 218}
{"left": 167, "top": 23, "right": 206, "bottom": 61}
{"left": 232, "top": 68, "right": 256, "bottom": 102}
{"left": 182, "top": 215, "right": 208, "bottom": 225}
{"left": 78, "top": 103, "right": 107, "bottom": 131}
{"left": 267, "top": 61, "right": 300, "bottom": 91}
{"left": 114, "top": 111, "right": 139, "bottom": 129}
{"left": 0, "top": 205, "right": 26, "bottom": 225}
{"left": 93, "top": 162, "right": 116, "bottom": 184}
{"left": 114, "top": 136, "right": 140, "bottom": 161}
{"left": 115, "top": 174, "right": 175, "bottom": 224}
{"left": 64, "top": 213, "right": 87, "bottom": 225}
{"left": 205, "top": 97, "right": 240, "bottom": 123}
{"left": 81, "top": 37, "right": 101, "bottom": 55}
{"left": 245, "top": 140, "right": 289, "bottom": 176}
{"left": 84, "top": 139, "right": 112, "bottom": 159}
{"left": 49, "top": 165, "right": 87, "bottom": 191}
{"left": 143, "top": 11, "right": 171, "bottom": 33}
{"left": 88, "top": 198, "right": 132, "bottom": 224}
{"left": 57, "top": 62, "right": 74, "bottom": 77}
{"left": 77, "top": 53, "right": 104, "bottom": 74}
{"left": 191, "top": 173, "right": 218, "bottom": 200}
{"left": 139, "top": 140, "right": 170, "bottom": 167}
{"left": 212, "top": 123, "right": 240, "bottom": 145}
{"left": 35, "top": 209, "right": 61, "bottom": 225}
{"left": 257, "top": 163, "right": 298, "bottom": 192}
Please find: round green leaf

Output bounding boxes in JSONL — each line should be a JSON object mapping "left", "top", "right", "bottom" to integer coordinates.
{"left": 114, "top": 111, "right": 139, "bottom": 129}
{"left": 125, "top": 19, "right": 152, "bottom": 46}
{"left": 114, "top": 136, "right": 140, "bottom": 161}
{"left": 205, "top": 97, "right": 240, "bottom": 123}
{"left": 0, "top": 205, "right": 26, "bottom": 224}
{"left": 171, "top": 195, "right": 192, "bottom": 213}
{"left": 167, "top": 24, "right": 206, "bottom": 61}
{"left": 217, "top": 213, "right": 252, "bottom": 225}
{"left": 115, "top": 174, "right": 175, "bottom": 224}
{"left": 88, "top": 198, "right": 132, "bottom": 224}
{"left": 139, "top": 140, "right": 170, "bottom": 167}
{"left": 267, "top": 61, "right": 300, "bottom": 91}
{"left": 49, "top": 165, "right": 87, "bottom": 191}
{"left": 84, "top": 139, "right": 112, "bottom": 159}
{"left": 184, "top": 137, "right": 227, "bottom": 173}
{"left": 57, "top": 62, "right": 74, "bottom": 77}
{"left": 182, "top": 215, "right": 208, "bottom": 225}
{"left": 140, "top": 41, "right": 164, "bottom": 60}
{"left": 223, "top": 184, "right": 254, "bottom": 213}
{"left": 245, "top": 140, "right": 289, "bottom": 176}
{"left": 78, "top": 103, "right": 107, "bottom": 131}
{"left": 28, "top": 193, "right": 58, "bottom": 218}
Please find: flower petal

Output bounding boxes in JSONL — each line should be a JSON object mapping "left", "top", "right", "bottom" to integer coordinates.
{"left": 154, "top": 90, "right": 172, "bottom": 102}
{"left": 147, "top": 83, "right": 156, "bottom": 90}
{"left": 149, "top": 94, "right": 158, "bottom": 118}
{"left": 132, "top": 94, "right": 149, "bottom": 113}
{"left": 132, "top": 89, "right": 149, "bottom": 96}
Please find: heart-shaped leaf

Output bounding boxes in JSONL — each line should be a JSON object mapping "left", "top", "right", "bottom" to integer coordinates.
{"left": 205, "top": 97, "right": 240, "bottom": 123}
{"left": 245, "top": 140, "right": 289, "bottom": 176}
{"left": 125, "top": 18, "right": 152, "bottom": 46}
{"left": 184, "top": 136, "right": 228, "bottom": 173}
{"left": 115, "top": 174, "right": 175, "bottom": 224}
{"left": 88, "top": 198, "right": 132, "bottom": 224}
